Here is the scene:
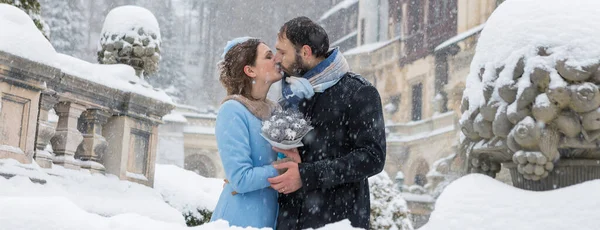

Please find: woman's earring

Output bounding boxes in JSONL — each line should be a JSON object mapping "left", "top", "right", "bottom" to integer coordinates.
{"left": 252, "top": 80, "right": 256, "bottom": 84}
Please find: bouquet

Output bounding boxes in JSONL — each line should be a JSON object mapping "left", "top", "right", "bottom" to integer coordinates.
{"left": 261, "top": 109, "right": 312, "bottom": 175}
{"left": 261, "top": 109, "right": 313, "bottom": 150}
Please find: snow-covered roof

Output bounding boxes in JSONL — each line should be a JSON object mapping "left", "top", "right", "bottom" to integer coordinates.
{"left": 178, "top": 112, "right": 217, "bottom": 119}
{"left": 319, "top": 0, "right": 359, "bottom": 22}
{"left": 434, "top": 23, "right": 485, "bottom": 52}
{"left": 331, "top": 30, "right": 358, "bottom": 47}
{"left": 420, "top": 174, "right": 600, "bottom": 230}
{"left": 0, "top": 4, "right": 56, "bottom": 66}
{"left": 343, "top": 36, "right": 401, "bottom": 56}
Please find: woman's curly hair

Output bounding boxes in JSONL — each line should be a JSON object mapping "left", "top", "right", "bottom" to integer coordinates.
{"left": 218, "top": 38, "right": 263, "bottom": 100}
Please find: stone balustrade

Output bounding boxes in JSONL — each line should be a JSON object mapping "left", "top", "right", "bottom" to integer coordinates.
{"left": 0, "top": 50, "right": 174, "bottom": 187}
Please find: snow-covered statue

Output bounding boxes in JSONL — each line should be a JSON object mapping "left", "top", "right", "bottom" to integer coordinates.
{"left": 98, "top": 5, "right": 161, "bottom": 78}
{"left": 459, "top": 0, "right": 600, "bottom": 190}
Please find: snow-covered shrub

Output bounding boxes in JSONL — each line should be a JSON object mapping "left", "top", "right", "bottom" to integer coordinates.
{"left": 182, "top": 208, "right": 212, "bottom": 227}
{"left": 154, "top": 164, "right": 223, "bottom": 227}
{"left": 261, "top": 109, "right": 312, "bottom": 149}
{"left": 369, "top": 171, "right": 413, "bottom": 230}
{"left": 98, "top": 5, "right": 161, "bottom": 78}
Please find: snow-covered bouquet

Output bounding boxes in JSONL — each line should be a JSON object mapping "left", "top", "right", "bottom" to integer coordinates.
{"left": 261, "top": 109, "right": 313, "bottom": 150}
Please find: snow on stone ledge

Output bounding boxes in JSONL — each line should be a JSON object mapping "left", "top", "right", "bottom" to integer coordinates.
{"left": 55, "top": 53, "right": 173, "bottom": 104}
{"left": 343, "top": 36, "right": 400, "bottom": 56}
{"left": 420, "top": 174, "right": 600, "bottom": 230}
{"left": 162, "top": 112, "right": 188, "bottom": 123}
{"left": 100, "top": 5, "right": 161, "bottom": 41}
{"left": 463, "top": 0, "right": 600, "bottom": 112}
{"left": 0, "top": 4, "right": 56, "bottom": 66}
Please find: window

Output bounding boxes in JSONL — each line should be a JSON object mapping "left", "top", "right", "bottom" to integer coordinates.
{"left": 411, "top": 83, "right": 423, "bottom": 121}
{"left": 128, "top": 130, "right": 150, "bottom": 175}
{"left": 432, "top": 0, "right": 449, "bottom": 22}
{"left": 360, "top": 18, "right": 366, "bottom": 45}
{"left": 408, "top": 0, "right": 423, "bottom": 34}
{"left": 414, "top": 174, "right": 427, "bottom": 186}
{"left": 376, "top": 0, "right": 382, "bottom": 42}
{"left": 394, "top": 14, "right": 402, "bottom": 37}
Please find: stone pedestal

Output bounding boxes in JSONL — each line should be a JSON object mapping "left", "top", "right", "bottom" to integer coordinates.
{"left": 103, "top": 116, "right": 158, "bottom": 187}
{"left": 51, "top": 101, "right": 85, "bottom": 169}
{"left": 505, "top": 159, "right": 600, "bottom": 191}
{"left": 76, "top": 109, "right": 110, "bottom": 173}
{"left": 34, "top": 91, "right": 59, "bottom": 168}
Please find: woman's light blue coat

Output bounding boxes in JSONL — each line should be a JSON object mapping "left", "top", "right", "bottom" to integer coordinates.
{"left": 209, "top": 100, "right": 279, "bottom": 228}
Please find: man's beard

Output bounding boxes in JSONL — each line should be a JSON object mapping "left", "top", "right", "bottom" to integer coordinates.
{"left": 282, "top": 52, "right": 310, "bottom": 77}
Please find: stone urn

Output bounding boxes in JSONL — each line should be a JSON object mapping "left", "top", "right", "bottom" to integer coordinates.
{"left": 97, "top": 5, "right": 161, "bottom": 78}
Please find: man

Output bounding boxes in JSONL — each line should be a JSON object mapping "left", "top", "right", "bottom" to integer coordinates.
{"left": 268, "top": 16, "right": 386, "bottom": 229}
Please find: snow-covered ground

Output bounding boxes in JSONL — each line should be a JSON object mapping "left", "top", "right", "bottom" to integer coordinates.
{"left": 0, "top": 159, "right": 358, "bottom": 229}
{"left": 421, "top": 174, "right": 600, "bottom": 230}
{"left": 0, "top": 159, "right": 184, "bottom": 224}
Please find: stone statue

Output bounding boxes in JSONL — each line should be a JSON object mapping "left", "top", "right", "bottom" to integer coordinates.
{"left": 460, "top": 54, "right": 600, "bottom": 190}
{"left": 97, "top": 6, "right": 161, "bottom": 78}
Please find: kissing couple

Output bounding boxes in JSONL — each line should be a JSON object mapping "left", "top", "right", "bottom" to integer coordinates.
{"left": 209, "top": 16, "right": 386, "bottom": 230}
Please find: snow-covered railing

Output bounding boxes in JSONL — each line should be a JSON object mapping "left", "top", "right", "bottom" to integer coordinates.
{"left": 386, "top": 111, "right": 456, "bottom": 143}
{"left": 0, "top": 50, "right": 173, "bottom": 187}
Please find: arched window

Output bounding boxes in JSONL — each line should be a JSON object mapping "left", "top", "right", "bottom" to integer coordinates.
{"left": 412, "top": 158, "right": 430, "bottom": 186}
{"left": 184, "top": 153, "right": 217, "bottom": 178}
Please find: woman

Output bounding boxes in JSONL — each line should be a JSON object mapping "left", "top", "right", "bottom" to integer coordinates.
{"left": 209, "top": 37, "right": 286, "bottom": 228}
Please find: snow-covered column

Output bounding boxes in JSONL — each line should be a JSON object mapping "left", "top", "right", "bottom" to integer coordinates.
{"left": 50, "top": 101, "right": 85, "bottom": 169}
{"left": 76, "top": 109, "right": 110, "bottom": 173}
{"left": 97, "top": 6, "right": 161, "bottom": 78}
{"left": 34, "top": 90, "right": 59, "bottom": 168}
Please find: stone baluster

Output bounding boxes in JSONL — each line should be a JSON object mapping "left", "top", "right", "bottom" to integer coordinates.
{"left": 50, "top": 101, "right": 86, "bottom": 169}
{"left": 34, "top": 90, "right": 59, "bottom": 168}
{"left": 76, "top": 109, "right": 110, "bottom": 173}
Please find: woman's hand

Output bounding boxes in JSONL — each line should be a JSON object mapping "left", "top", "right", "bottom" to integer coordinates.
{"left": 273, "top": 147, "right": 301, "bottom": 163}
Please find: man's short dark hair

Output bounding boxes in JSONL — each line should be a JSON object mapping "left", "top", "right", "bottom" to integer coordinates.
{"left": 279, "top": 16, "right": 330, "bottom": 58}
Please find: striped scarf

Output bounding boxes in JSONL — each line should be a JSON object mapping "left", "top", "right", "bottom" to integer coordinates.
{"left": 281, "top": 47, "right": 350, "bottom": 110}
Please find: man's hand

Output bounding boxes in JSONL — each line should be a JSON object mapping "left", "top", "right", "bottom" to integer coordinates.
{"left": 273, "top": 147, "right": 301, "bottom": 163}
{"left": 268, "top": 161, "right": 303, "bottom": 194}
